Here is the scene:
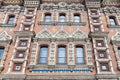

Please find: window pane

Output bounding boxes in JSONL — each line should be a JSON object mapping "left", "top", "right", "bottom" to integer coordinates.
{"left": 60, "top": 15, "right": 65, "bottom": 22}
{"left": 39, "top": 46, "right": 48, "bottom": 64}
{"left": 45, "top": 15, "right": 51, "bottom": 22}
{"left": 8, "top": 16, "right": 14, "bottom": 24}
{"left": 0, "top": 48, "right": 4, "bottom": 59}
{"left": 110, "top": 18, "right": 116, "bottom": 25}
{"left": 74, "top": 16, "right": 80, "bottom": 22}
{"left": 76, "top": 58, "right": 84, "bottom": 64}
{"left": 76, "top": 47, "right": 84, "bottom": 64}
{"left": 39, "top": 58, "right": 47, "bottom": 64}
{"left": 76, "top": 47, "right": 84, "bottom": 57}
{"left": 58, "top": 58, "right": 66, "bottom": 64}
{"left": 58, "top": 46, "right": 66, "bottom": 64}
{"left": 118, "top": 48, "right": 120, "bottom": 55}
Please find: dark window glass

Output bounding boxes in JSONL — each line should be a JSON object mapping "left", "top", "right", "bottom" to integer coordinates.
{"left": 109, "top": 17, "right": 116, "bottom": 25}
{"left": 59, "top": 14, "right": 66, "bottom": 22}
{"left": 118, "top": 48, "right": 120, "bottom": 55}
{"left": 44, "top": 14, "right": 51, "bottom": 22}
{"left": 0, "top": 48, "right": 4, "bottom": 59}
{"left": 76, "top": 46, "right": 84, "bottom": 64}
{"left": 74, "top": 14, "right": 80, "bottom": 22}
{"left": 8, "top": 16, "right": 15, "bottom": 24}
{"left": 58, "top": 46, "right": 66, "bottom": 64}
{"left": 38, "top": 46, "right": 48, "bottom": 64}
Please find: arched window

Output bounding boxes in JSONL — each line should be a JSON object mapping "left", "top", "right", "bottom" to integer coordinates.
{"left": 58, "top": 45, "right": 66, "bottom": 64}
{"left": 44, "top": 13, "right": 51, "bottom": 22}
{"left": 7, "top": 15, "right": 15, "bottom": 24}
{"left": 109, "top": 16, "right": 116, "bottom": 25}
{"left": 76, "top": 46, "right": 84, "bottom": 64}
{"left": 59, "top": 13, "right": 66, "bottom": 22}
{"left": 38, "top": 45, "right": 48, "bottom": 64}
{"left": 74, "top": 14, "right": 80, "bottom": 22}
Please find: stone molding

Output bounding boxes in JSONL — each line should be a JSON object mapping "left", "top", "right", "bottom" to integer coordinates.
{"left": 0, "top": 31, "right": 12, "bottom": 72}
{"left": 40, "top": 2, "right": 85, "bottom": 10}
{"left": 111, "top": 32, "right": 120, "bottom": 70}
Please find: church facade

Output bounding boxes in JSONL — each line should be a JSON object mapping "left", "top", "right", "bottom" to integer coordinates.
{"left": 0, "top": 0, "right": 120, "bottom": 80}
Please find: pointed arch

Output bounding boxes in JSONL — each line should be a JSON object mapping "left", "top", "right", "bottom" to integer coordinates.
{"left": 36, "top": 29, "right": 52, "bottom": 38}
{"left": 54, "top": 29, "right": 69, "bottom": 38}
{"left": 0, "top": 31, "right": 12, "bottom": 41}
{"left": 112, "top": 32, "right": 120, "bottom": 41}
{"left": 71, "top": 29, "right": 88, "bottom": 39}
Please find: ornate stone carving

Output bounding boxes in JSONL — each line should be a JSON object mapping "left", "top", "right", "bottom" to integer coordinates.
{"left": 40, "top": 2, "right": 84, "bottom": 10}
{"left": 54, "top": 29, "right": 69, "bottom": 39}
{"left": 3, "top": 5, "right": 21, "bottom": 13}
{"left": 0, "top": 31, "right": 12, "bottom": 72}
{"left": 36, "top": 29, "right": 52, "bottom": 38}
{"left": 103, "top": 6, "right": 120, "bottom": 14}
{"left": 0, "top": 31, "right": 12, "bottom": 41}
{"left": 71, "top": 29, "right": 88, "bottom": 39}
{"left": 112, "top": 32, "right": 120, "bottom": 41}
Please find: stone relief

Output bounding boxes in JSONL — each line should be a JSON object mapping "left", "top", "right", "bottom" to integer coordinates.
{"left": 112, "top": 32, "right": 120, "bottom": 41}
{"left": 0, "top": 31, "right": 12, "bottom": 41}
{"left": 40, "top": 2, "right": 85, "bottom": 10}
{"left": 36, "top": 28, "right": 88, "bottom": 39}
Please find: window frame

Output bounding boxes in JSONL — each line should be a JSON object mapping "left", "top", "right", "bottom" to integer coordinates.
{"left": 57, "top": 45, "right": 67, "bottom": 64}
{"left": 0, "top": 47, "right": 4, "bottom": 60}
{"left": 44, "top": 13, "right": 51, "bottom": 22}
{"left": 109, "top": 16, "right": 117, "bottom": 25}
{"left": 100, "top": 62, "right": 110, "bottom": 71}
{"left": 15, "top": 51, "right": 25, "bottom": 58}
{"left": 75, "top": 45, "right": 85, "bottom": 64}
{"left": 98, "top": 50, "right": 107, "bottom": 58}
{"left": 74, "top": 13, "right": 81, "bottom": 22}
{"left": 13, "top": 63, "right": 22, "bottom": 71}
{"left": 59, "top": 13, "right": 66, "bottom": 22}
{"left": 7, "top": 15, "right": 15, "bottom": 25}
{"left": 38, "top": 45, "right": 49, "bottom": 64}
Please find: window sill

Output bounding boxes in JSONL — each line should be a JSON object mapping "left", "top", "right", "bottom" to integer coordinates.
{"left": 108, "top": 24, "right": 120, "bottom": 29}
{"left": 0, "top": 23, "right": 16, "bottom": 28}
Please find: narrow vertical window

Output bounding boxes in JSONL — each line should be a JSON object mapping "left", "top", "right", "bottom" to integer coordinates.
{"left": 38, "top": 46, "right": 48, "bottom": 64}
{"left": 59, "top": 13, "right": 66, "bottom": 22}
{"left": 74, "top": 14, "right": 80, "bottom": 22}
{"left": 7, "top": 15, "right": 15, "bottom": 24}
{"left": 0, "top": 48, "right": 4, "bottom": 59}
{"left": 76, "top": 46, "right": 84, "bottom": 64}
{"left": 44, "top": 13, "right": 51, "bottom": 22}
{"left": 109, "top": 17, "right": 116, "bottom": 25}
{"left": 58, "top": 46, "right": 66, "bottom": 64}
{"left": 118, "top": 48, "right": 120, "bottom": 55}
